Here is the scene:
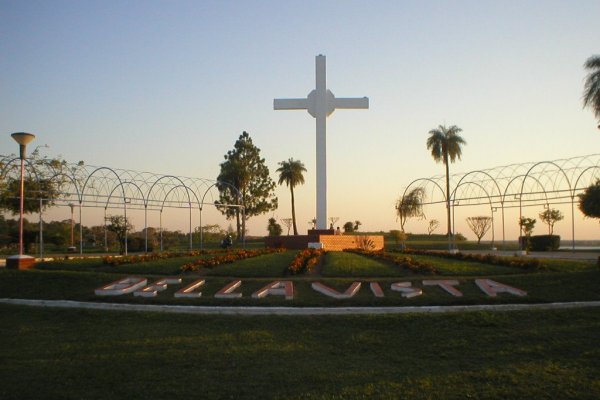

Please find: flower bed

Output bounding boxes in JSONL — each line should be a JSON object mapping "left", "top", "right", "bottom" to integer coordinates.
{"left": 103, "top": 249, "right": 265, "bottom": 267}
{"left": 181, "top": 248, "right": 285, "bottom": 272}
{"left": 396, "top": 249, "right": 547, "bottom": 271}
{"left": 102, "top": 250, "right": 231, "bottom": 266}
{"left": 346, "top": 249, "right": 437, "bottom": 275}
{"left": 288, "top": 249, "right": 325, "bottom": 275}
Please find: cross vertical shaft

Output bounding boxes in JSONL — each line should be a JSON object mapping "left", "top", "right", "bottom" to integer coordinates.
{"left": 315, "top": 55, "right": 327, "bottom": 229}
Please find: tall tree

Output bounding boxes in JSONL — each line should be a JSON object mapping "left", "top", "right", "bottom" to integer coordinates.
{"left": 583, "top": 55, "right": 600, "bottom": 127}
{"left": 276, "top": 158, "right": 306, "bottom": 235}
{"left": 216, "top": 131, "right": 278, "bottom": 239}
{"left": 426, "top": 124, "right": 467, "bottom": 236}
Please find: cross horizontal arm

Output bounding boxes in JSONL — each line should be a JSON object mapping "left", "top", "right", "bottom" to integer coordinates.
{"left": 334, "top": 97, "right": 369, "bottom": 110}
{"left": 274, "top": 98, "right": 309, "bottom": 110}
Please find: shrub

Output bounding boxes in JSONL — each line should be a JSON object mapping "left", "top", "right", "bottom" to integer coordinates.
{"left": 528, "top": 235, "right": 561, "bottom": 251}
{"left": 397, "top": 248, "right": 547, "bottom": 271}
{"left": 288, "top": 249, "right": 324, "bottom": 275}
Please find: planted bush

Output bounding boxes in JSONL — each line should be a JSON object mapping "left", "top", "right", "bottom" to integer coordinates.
{"left": 288, "top": 249, "right": 324, "bottom": 275}
{"left": 397, "top": 248, "right": 547, "bottom": 271}
{"left": 528, "top": 235, "right": 561, "bottom": 251}
{"left": 103, "top": 251, "right": 202, "bottom": 266}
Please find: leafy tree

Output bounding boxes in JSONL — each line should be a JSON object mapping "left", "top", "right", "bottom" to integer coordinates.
{"left": 466, "top": 216, "right": 492, "bottom": 244}
{"left": 396, "top": 187, "right": 426, "bottom": 232}
{"left": 578, "top": 179, "right": 600, "bottom": 221}
{"left": 276, "top": 158, "right": 306, "bottom": 235}
{"left": 583, "top": 55, "right": 600, "bottom": 127}
{"left": 267, "top": 217, "right": 282, "bottom": 236}
{"left": 427, "top": 219, "right": 440, "bottom": 235}
{"left": 343, "top": 221, "right": 354, "bottom": 233}
{"left": 426, "top": 124, "right": 466, "bottom": 236}
{"left": 106, "top": 215, "right": 133, "bottom": 255}
{"left": 0, "top": 149, "right": 81, "bottom": 215}
{"left": 194, "top": 224, "right": 226, "bottom": 244}
{"left": 216, "top": 132, "right": 278, "bottom": 240}
{"left": 539, "top": 208, "right": 564, "bottom": 235}
{"left": 354, "top": 220, "right": 361, "bottom": 232}
{"left": 518, "top": 217, "right": 536, "bottom": 251}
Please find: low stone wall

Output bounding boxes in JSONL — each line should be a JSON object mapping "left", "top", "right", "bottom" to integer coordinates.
{"left": 318, "top": 235, "right": 384, "bottom": 251}
{"left": 264, "top": 234, "right": 384, "bottom": 251}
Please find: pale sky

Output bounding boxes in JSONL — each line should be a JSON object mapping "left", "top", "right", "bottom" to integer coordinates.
{"left": 1, "top": 0, "right": 600, "bottom": 240}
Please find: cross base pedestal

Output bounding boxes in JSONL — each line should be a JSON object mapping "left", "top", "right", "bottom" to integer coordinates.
{"left": 6, "top": 255, "right": 36, "bottom": 270}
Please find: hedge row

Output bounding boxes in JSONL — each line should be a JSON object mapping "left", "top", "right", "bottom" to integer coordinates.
{"left": 397, "top": 249, "right": 547, "bottom": 271}
{"left": 288, "top": 249, "right": 324, "bottom": 275}
{"left": 103, "top": 249, "right": 232, "bottom": 266}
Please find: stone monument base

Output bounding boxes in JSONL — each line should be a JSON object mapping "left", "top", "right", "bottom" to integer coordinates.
{"left": 265, "top": 233, "right": 384, "bottom": 251}
{"left": 6, "top": 255, "right": 36, "bottom": 270}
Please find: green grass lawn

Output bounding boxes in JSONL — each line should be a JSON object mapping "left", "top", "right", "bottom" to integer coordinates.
{"left": 1, "top": 249, "right": 600, "bottom": 398}
{"left": 321, "top": 251, "right": 411, "bottom": 277}
{"left": 0, "top": 304, "right": 598, "bottom": 399}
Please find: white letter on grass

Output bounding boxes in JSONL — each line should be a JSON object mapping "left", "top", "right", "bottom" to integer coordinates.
{"left": 95, "top": 277, "right": 148, "bottom": 296}
{"left": 475, "top": 279, "right": 527, "bottom": 297}
{"left": 390, "top": 282, "right": 423, "bottom": 298}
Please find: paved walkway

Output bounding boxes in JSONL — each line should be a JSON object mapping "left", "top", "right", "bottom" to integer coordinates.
{"left": 2, "top": 298, "right": 599, "bottom": 316}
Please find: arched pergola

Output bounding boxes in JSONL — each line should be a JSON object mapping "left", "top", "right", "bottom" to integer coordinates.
{"left": 399, "top": 154, "right": 600, "bottom": 250}
{"left": 0, "top": 156, "right": 244, "bottom": 256}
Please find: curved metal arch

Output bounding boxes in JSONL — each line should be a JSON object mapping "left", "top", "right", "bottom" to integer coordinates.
{"left": 400, "top": 177, "right": 447, "bottom": 203}
{"left": 104, "top": 180, "right": 146, "bottom": 210}
{"left": 0, "top": 157, "right": 42, "bottom": 184}
{"left": 501, "top": 174, "right": 550, "bottom": 207}
{"left": 198, "top": 180, "right": 244, "bottom": 250}
{"left": 452, "top": 170, "right": 503, "bottom": 205}
{"left": 83, "top": 166, "right": 126, "bottom": 201}
{"left": 146, "top": 175, "right": 192, "bottom": 209}
{"left": 519, "top": 160, "right": 572, "bottom": 199}
{"left": 452, "top": 180, "right": 497, "bottom": 246}
{"left": 157, "top": 183, "right": 199, "bottom": 252}
{"left": 201, "top": 180, "right": 241, "bottom": 207}
{"left": 573, "top": 166, "right": 600, "bottom": 192}
{"left": 46, "top": 171, "right": 82, "bottom": 204}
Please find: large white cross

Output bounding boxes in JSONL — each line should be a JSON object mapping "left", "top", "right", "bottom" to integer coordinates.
{"left": 274, "top": 55, "right": 369, "bottom": 230}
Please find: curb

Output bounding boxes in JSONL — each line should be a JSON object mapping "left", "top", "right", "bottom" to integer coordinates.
{"left": 2, "top": 298, "right": 600, "bottom": 316}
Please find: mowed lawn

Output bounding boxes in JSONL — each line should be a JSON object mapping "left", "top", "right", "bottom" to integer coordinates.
{"left": 2, "top": 249, "right": 600, "bottom": 398}
{"left": 0, "top": 304, "right": 598, "bottom": 399}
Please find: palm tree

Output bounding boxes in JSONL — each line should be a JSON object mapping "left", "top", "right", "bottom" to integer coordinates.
{"left": 583, "top": 55, "right": 600, "bottom": 127}
{"left": 276, "top": 158, "right": 306, "bottom": 235}
{"left": 426, "top": 125, "right": 466, "bottom": 236}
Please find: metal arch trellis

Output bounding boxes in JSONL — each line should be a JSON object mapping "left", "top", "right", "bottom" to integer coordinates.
{"left": 0, "top": 155, "right": 244, "bottom": 256}
{"left": 399, "top": 154, "right": 600, "bottom": 250}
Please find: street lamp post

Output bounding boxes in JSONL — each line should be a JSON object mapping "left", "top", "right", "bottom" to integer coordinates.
{"left": 7, "top": 132, "right": 37, "bottom": 269}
